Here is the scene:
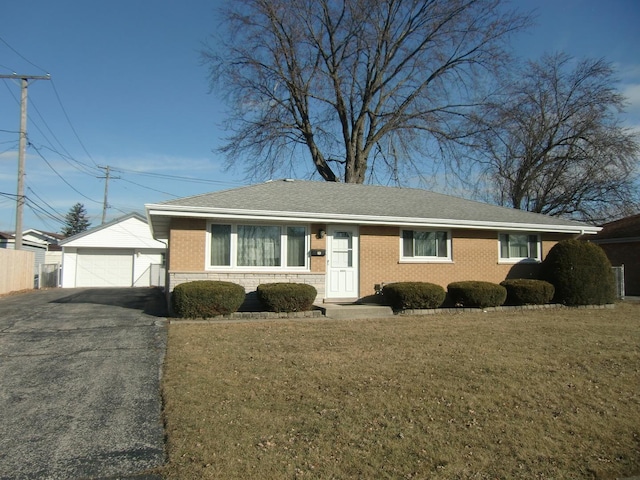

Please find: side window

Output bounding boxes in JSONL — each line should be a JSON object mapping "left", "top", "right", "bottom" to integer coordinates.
{"left": 210, "top": 224, "right": 231, "bottom": 266}
{"left": 286, "top": 226, "right": 306, "bottom": 267}
{"left": 499, "top": 233, "right": 540, "bottom": 261}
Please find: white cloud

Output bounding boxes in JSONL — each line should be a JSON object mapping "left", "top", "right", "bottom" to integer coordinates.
{"left": 622, "top": 83, "right": 640, "bottom": 112}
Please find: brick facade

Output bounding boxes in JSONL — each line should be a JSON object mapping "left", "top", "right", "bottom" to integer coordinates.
{"left": 169, "top": 218, "right": 206, "bottom": 271}
{"left": 359, "top": 226, "right": 563, "bottom": 298}
{"left": 166, "top": 219, "right": 569, "bottom": 302}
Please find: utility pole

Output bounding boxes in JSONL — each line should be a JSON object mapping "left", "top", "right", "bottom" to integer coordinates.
{"left": 98, "top": 165, "right": 119, "bottom": 224}
{"left": 0, "top": 73, "right": 50, "bottom": 249}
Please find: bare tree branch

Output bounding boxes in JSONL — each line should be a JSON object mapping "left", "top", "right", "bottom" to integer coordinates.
{"left": 460, "top": 53, "right": 639, "bottom": 223}
{"left": 204, "top": 0, "right": 529, "bottom": 183}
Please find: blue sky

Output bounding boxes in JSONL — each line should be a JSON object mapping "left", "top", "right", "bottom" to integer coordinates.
{"left": 1, "top": 0, "right": 639, "bottom": 233}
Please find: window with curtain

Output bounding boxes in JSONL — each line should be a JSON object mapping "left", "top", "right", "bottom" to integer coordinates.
{"left": 210, "top": 224, "right": 231, "bottom": 266}
{"left": 237, "top": 225, "right": 281, "bottom": 266}
{"left": 208, "top": 223, "right": 308, "bottom": 269}
{"left": 287, "top": 226, "right": 306, "bottom": 267}
{"left": 402, "top": 230, "right": 449, "bottom": 260}
{"left": 499, "top": 233, "right": 540, "bottom": 261}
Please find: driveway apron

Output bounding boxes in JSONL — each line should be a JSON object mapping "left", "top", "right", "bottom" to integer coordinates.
{"left": 0, "top": 288, "right": 167, "bottom": 480}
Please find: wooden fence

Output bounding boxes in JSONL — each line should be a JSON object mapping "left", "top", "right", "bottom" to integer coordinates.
{"left": 0, "top": 249, "right": 35, "bottom": 295}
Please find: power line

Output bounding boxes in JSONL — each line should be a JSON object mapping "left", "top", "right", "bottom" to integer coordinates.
{"left": 118, "top": 177, "right": 180, "bottom": 197}
{"left": 0, "top": 34, "right": 49, "bottom": 74}
{"left": 30, "top": 143, "right": 101, "bottom": 204}
{"left": 0, "top": 73, "right": 50, "bottom": 249}
{"left": 26, "top": 185, "right": 66, "bottom": 222}
{"left": 28, "top": 97, "right": 100, "bottom": 176}
{"left": 50, "top": 80, "right": 99, "bottom": 167}
{"left": 109, "top": 166, "right": 245, "bottom": 186}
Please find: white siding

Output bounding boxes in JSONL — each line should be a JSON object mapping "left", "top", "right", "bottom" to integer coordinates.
{"left": 61, "top": 248, "right": 78, "bottom": 288}
{"left": 133, "top": 251, "right": 164, "bottom": 287}
{"left": 62, "top": 217, "right": 165, "bottom": 249}
{"left": 60, "top": 215, "right": 166, "bottom": 288}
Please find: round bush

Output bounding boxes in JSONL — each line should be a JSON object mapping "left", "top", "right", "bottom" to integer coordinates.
{"left": 447, "top": 281, "right": 507, "bottom": 308}
{"left": 500, "top": 279, "right": 555, "bottom": 305}
{"left": 540, "top": 239, "right": 615, "bottom": 305}
{"left": 257, "top": 283, "right": 317, "bottom": 312}
{"left": 172, "top": 280, "right": 245, "bottom": 318}
{"left": 381, "top": 282, "right": 446, "bottom": 310}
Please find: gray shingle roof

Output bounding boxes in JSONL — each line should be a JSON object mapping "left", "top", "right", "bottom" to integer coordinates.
{"left": 147, "top": 179, "right": 596, "bottom": 238}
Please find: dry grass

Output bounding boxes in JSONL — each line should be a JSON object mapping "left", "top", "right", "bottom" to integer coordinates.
{"left": 159, "top": 303, "right": 640, "bottom": 479}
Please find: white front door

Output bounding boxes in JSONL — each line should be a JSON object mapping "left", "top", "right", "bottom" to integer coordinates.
{"left": 326, "top": 225, "right": 359, "bottom": 299}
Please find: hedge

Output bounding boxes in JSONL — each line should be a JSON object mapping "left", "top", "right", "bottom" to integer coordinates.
{"left": 447, "top": 281, "right": 507, "bottom": 308}
{"left": 381, "top": 282, "right": 446, "bottom": 310}
{"left": 257, "top": 283, "right": 317, "bottom": 312}
{"left": 500, "top": 279, "right": 555, "bottom": 305}
{"left": 172, "top": 280, "right": 246, "bottom": 318}
{"left": 540, "top": 239, "right": 616, "bottom": 305}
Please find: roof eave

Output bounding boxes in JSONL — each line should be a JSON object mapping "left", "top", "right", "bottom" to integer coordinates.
{"left": 145, "top": 204, "right": 600, "bottom": 238}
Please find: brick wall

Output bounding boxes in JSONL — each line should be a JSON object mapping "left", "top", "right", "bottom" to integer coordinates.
{"left": 359, "top": 226, "right": 563, "bottom": 299}
{"left": 310, "top": 223, "right": 327, "bottom": 273}
{"left": 167, "top": 219, "right": 327, "bottom": 306}
{"left": 169, "top": 218, "right": 207, "bottom": 271}
{"left": 166, "top": 217, "right": 568, "bottom": 302}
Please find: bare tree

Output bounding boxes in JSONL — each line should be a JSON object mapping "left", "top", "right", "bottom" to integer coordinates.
{"left": 463, "top": 53, "right": 639, "bottom": 223}
{"left": 204, "top": 0, "right": 528, "bottom": 183}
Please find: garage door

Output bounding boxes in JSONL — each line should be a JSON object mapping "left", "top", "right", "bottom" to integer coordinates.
{"left": 76, "top": 249, "right": 134, "bottom": 287}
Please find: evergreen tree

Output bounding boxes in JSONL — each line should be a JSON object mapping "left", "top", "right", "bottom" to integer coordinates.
{"left": 61, "top": 203, "right": 91, "bottom": 237}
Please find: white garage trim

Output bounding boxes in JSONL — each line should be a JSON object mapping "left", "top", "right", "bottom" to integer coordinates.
{"left": 60, "top": 213, "right": 167, "bottom": 288}
{"left": 75, "top": 249, "right": 134, "bottom": 287}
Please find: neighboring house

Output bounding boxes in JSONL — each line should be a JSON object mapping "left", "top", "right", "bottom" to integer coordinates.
{"left": 145, "top": 179, "right": 600, "bottom": 304}
{"left": 22, "top": 229, "right": 65, "bottom": 265}
{"left": 590, "top": 213, "right": 640, "bottom": 296}
{"left": 0, "top": 231, "right": 48, "bottom": 277}
{"left": 60, "top": 212, "right": 166, "bottom": 288}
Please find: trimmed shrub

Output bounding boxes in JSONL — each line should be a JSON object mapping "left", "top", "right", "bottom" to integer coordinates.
{"left": 500, "top": 279, "right": 555, "bottom": 305}
{"left": 257, "top": 283, "right": 317, "bottom": 312}
{"left": 447, "top": 281, "right": 507, "bottom": 308}
{"left": 381, "top": 282, "right": 446, "bottom": 310}
{"left": 172, "top": 280, "right": 245, "bottom": 318}
{"left": 540, "top": 239, "right": 616, "bottom": 305}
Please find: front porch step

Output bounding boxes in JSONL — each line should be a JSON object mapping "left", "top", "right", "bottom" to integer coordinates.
{"left": 317, "top": 303, "right": 394, "bottom": 320}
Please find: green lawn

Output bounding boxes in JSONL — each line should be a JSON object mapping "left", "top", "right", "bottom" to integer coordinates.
{"left": 157, "top": 303, "right": 640, "bottom": 479}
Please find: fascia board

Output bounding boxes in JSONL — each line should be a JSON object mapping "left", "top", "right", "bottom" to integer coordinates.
{"left": 591, "top": 236, "right": 640, "bottom": 244}
{"left": 144, "top": 205, "right": 601, "bottom": 235}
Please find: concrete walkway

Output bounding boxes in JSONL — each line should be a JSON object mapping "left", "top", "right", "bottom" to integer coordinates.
{"left": 0, "top": 288, "right": 167, "bottom": 480}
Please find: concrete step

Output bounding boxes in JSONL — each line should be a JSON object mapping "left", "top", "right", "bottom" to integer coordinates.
{"left": 317, "top": 303, "right": 394, "bottom": 320}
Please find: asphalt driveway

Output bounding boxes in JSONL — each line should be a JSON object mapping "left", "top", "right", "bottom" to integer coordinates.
{"left": 0, "top": 287, "right": 167, "bottom": 480}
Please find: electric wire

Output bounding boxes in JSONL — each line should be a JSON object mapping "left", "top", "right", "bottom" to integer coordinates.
{"left": 30, "top": 144, "right": 101, "bottom": 205}
{"left": 50, "top": 80, "right": 99, "bottom": 167}
{"left": 28, "top": 97, "right": 100, "bottom": 176}
{"left": 1, "top": 34, "right": 248, "bottom": 230}
{"left": 118, "top": 177, "right": 180, "bottom": 198}
{"left": 1, "top": 35, "right": 100, "bottom": 176}
{"left": 26, "top": 185, "right": 67, "bottom": 222}
{"left": 109, "top": 166, "right": 245, "bottom": 187}
{"left": 0, "top": 34, "right": 49, "bottom": 74}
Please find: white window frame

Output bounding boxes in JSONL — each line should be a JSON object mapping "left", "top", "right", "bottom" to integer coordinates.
{"left": 498, "top": 232, "right": 541, "bottom": 263}
{"left": 206, "top": 222, "right": 310, "bottom": 271}
{"left": 399, "top": 228, "right": 453, "bottom": 263}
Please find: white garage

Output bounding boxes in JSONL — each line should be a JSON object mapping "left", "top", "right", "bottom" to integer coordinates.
{"left": 60, "top": 213, "right": 166, "bottom": 288}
